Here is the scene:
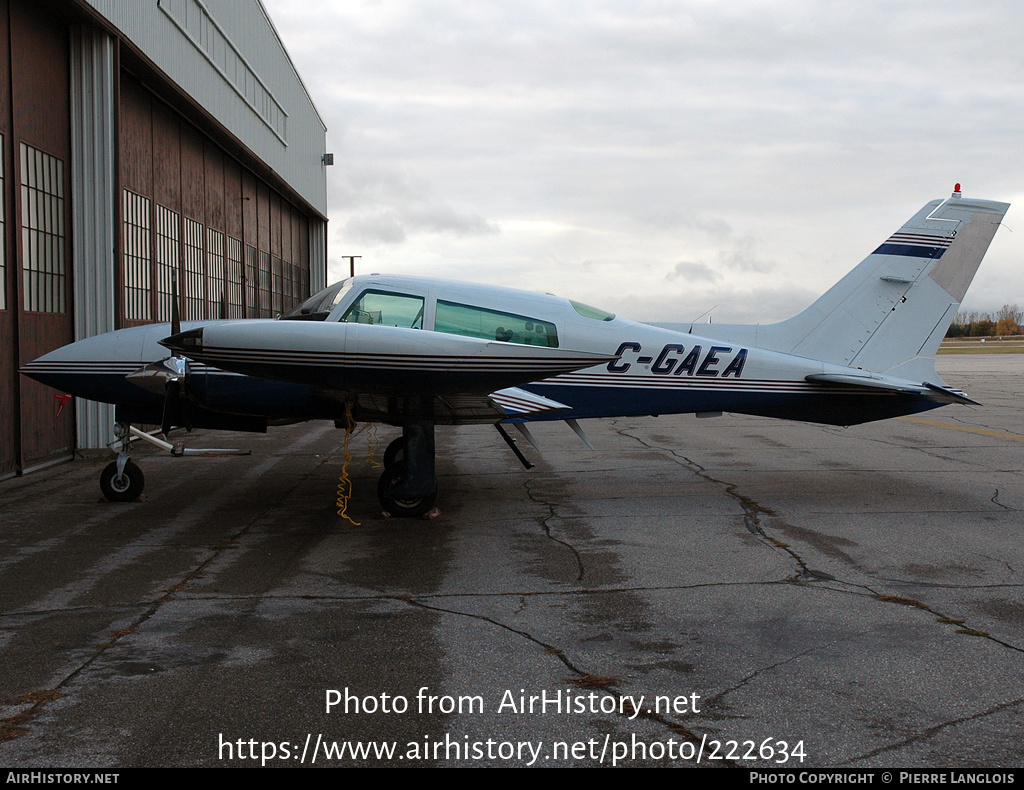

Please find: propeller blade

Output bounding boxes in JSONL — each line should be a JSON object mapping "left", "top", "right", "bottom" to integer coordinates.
{"left": 161, "top": 379, "right": 181, "bottom": 438}
{"left": 171, "top": 271, "right": 181, "bottom": 338}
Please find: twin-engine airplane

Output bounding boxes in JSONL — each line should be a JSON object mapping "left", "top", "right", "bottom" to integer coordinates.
{"left": 22, "top": 188, "right": 1009, "bottom": 516}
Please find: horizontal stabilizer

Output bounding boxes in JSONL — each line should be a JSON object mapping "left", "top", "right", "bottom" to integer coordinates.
{"left": 922, "top": 381, "right": 980, "bottom": 406}
{"left": 806, "top": 372, "right": 926, "bottom": 394}
{"left": 806, "top": 372, "right": 979, "bottom": 405}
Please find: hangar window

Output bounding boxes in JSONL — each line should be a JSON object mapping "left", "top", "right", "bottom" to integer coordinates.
{"left": 245, "top": 245, "right": 258, "bottom": 317}
{"left": 259, "top": 250, "right": 271, "bottom": 317}
{"left": 272, "top": 256, "right": 283, "bottom": 315}
{"left": 282, "top": 261, "right": 293, "bottom": 312}
{"left": 122, "top": 190, "right": 152, "bottom": 320}
{"left": 207, "top": 229, "right": 225, "bottom": 318}
{"left": 0, "top": 136, "right": 5, "bottom": 311}
{"left": 183, "top": 217, "right": 205, "bottom": 319}
{"left": 21, "top": 144, "right": 66, "bottom": 314}
{"left": 435, "top": 300, "right": 558, "bottom": 347}
{"left": 341, "top": 290, "right": 424, "bottom": 329}
{"left": 155, "top": 205, "right": 180, "bottom": 321}
{"left": 226, "top": 236, "right": 244, "bottom": 318}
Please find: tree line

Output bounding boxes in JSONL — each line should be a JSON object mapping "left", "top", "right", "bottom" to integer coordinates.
{"left": 945, "top": 304, "right": 1022, "bottom": 337}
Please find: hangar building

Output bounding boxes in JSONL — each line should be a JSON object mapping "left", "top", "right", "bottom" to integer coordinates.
{"left": 0, "top": 0, "right": 329, "bottom": 479}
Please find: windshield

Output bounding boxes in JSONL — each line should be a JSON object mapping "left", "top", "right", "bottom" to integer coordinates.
{"left": 282, "top": 279, "right": 353, "bottom": 321}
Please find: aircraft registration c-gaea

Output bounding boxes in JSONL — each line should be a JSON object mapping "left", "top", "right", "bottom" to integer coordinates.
{"left": 21, "top": 187, "right": 1009, "bottom": 517}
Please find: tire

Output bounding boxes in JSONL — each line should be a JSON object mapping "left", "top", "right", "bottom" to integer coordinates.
{"left": 377, "top": 464, "right": 436, "bottom": 518}
{"left": 100, "top": 460, "right": 145, "bottom": 502}
{"left": 382, "top": 437, "right": 405, "bottom": 470}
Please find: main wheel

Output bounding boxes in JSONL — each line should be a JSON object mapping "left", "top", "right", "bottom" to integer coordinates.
{"left": 382, "top": 437, "right": 405, "bottom": 470}
{"left": 100, "top": 460, "right": 145, "bottom": 502}
{"left": 377, "top": 465, "right": 436, "bottom": 518}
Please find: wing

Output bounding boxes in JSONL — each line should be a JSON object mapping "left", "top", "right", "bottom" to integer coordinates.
{"left": 348, "top": 387, "right": 573, "bottom": 425}
{"left": 161, "top": 320, "right": 609, "bottom": 423}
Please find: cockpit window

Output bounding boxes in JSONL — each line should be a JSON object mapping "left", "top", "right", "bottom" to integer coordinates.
{"left": 570, "top": 300, "right": 615, "bottom": 321}
{"left": 282, "top": 279, "right": 353, "bottom": 321}
{"left": 340, "top": 290, "right": 424, "bottom": 329}
{"left": 435, "top": 300, "right": 558, "bottom": 347}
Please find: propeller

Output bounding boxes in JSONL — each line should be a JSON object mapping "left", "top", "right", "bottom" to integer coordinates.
{"left": 125, "top": 272, "right": 191, "bottom": 436}
{"left": 160, "top": 273, "right": 189, "bottom": 436}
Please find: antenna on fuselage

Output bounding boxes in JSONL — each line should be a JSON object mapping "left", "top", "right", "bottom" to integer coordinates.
{"left": 689, "top": 305, "right": 717, "bottom": 332}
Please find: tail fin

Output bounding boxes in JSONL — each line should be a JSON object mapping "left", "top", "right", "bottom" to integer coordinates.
{"left": 754, "top": 188, "right": 1009, "bottom": 377}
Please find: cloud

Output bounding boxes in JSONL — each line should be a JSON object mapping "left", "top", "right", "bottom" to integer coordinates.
{"left": 331, "top": 164, "right": 498, "bottom": 245}
{"left": 264, "top": 0, "right": 1024, "bottom": 315}
{"left": 716, "top": 236, "right": 776, "bottom": 274}
{"left": 666, "top": 261, "right": 720, "bottom": 283}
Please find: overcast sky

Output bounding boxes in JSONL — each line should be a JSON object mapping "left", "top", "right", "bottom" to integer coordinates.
{"left": 262, "top": 0, "right": 1024, "bottom": 323}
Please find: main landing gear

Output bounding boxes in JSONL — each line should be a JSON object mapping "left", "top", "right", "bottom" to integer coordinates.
{"left": 377, "top": 422, "right": 437, "bottom": 518}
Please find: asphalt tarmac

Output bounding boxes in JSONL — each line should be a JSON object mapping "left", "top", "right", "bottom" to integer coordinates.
{"left": 1, "top": 354, "right": 1022, "bottom": 768}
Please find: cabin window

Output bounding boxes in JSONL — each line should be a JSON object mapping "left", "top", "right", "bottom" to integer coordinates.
{"left": 570, "top": 300, "right": 615, "bottom": 321}
{"left": 435, "top": 300, "right": 558, "bottom": 347}
{"left": 340, "top": 290, "right": 424, "bottom": 329}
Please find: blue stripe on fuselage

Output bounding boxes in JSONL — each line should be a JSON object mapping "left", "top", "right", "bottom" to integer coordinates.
{"left": 872, "top": 243, "right": 946, "bottom": 259}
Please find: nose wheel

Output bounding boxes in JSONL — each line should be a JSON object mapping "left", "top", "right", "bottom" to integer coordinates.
{"left": 99, "top": 422, "right": 146, "bottom": 502}
{"left": 100, "top": 457, "right": 145, "bottom": 502}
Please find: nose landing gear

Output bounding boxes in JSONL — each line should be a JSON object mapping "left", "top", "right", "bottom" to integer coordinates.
{"left": 100, "top": 423, "right": 146, "bottom": 502}
{"left": 98, "top": 422, "right": 250, "bottom": 502}
{"left": 100, "top": 456, "right": 145, "bottom": 502}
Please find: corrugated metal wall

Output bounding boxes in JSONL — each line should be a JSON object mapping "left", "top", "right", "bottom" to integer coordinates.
{"left": 69, "top": 25, "right": 117, "bottom": 449}
{"left": 82, "top": 0, "right": 327, "bottom": 218}
{"left": 0, "top": 0, "right": 15, "bottom": 479}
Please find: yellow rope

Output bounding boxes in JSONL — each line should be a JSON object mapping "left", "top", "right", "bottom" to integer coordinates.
{"left": 366, "top": 422, "right": 381, "bottom": 469}
{"left": 336, "top": 402, "right": 361, "bottom": 525}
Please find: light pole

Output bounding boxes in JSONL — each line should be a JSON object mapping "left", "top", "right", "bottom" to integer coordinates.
{"left": 342, "top": 256, "right": 361, "bottom": 278}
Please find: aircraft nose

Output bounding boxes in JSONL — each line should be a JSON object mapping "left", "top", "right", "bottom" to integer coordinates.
{"left": 18, "top": 340, "right": 100, "bottom": 394}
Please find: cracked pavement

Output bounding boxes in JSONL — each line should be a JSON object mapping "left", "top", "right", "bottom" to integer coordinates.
{"left": 1, "top": 354, "right": 1022, "bottom": 767}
